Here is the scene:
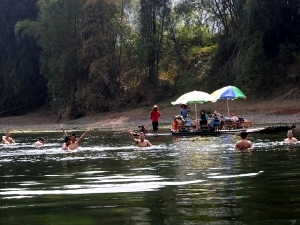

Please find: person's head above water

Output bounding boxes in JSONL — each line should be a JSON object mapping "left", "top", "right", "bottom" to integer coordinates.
{"left": 287, "top": 130, "right": 294, "bottom": 139}
{"left": 70, "top": 133, "right": 76, "bottom": 142}
{"left": 139, "top": 132, "right": 146, "bottom": 141}
{"left": 240, "top": 131, "right": 248, "bottom": 139}
{"left": 65, "top": 136, "right": 71, "bottom": 144}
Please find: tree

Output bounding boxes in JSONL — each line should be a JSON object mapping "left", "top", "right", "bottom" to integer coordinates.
{"left": 0, "top": 0, "right": 46, "bottom": 116}
{"left": 138, "top": 0, "right": 171, "bottom": 86}
{"left": 16, "top": 0, "right": 85, "bottom": 117}
{"left": 75, "top": 0, "right": 124, "bottom": 112}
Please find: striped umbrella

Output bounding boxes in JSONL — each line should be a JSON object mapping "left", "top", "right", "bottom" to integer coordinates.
{"left": 211, "top": 86, "right": 246, "bottom": 117}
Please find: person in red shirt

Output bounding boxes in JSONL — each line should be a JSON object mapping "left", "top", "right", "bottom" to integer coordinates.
{"left": 150, "top": 105, "right": 161, "bottom": 136}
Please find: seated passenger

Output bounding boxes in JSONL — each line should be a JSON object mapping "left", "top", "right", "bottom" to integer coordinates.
{"left": 199, "top": 109, "right": 209, "bottom": 125}
{"left": 230, "top": 113, "right": 240, "bottom": 128}
{"left": 175, "top": 115, "right": 185, "bottom": 125}
{"left": 138, "top": 125, "right": 147, "bottom": 134}
{"left": 230, "top": 113, "right": 239, "bottom": 121}
{"left": 210, "top": 110, "right": 221, "bottom": 131}
{"left": 191, "top": 117, "right": 199, "bottom": 130}
{"left": 172, "top": 118, "right": 179, "bottom": 132}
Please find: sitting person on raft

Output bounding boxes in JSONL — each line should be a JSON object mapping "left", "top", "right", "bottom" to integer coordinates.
{"left": 171, "top": 115, "right": 185, "bottom": 132}
{"left": 230, "top": 113, "right": 240, "bottom": 128}
{"left": 199, "top": 109, "right": 209, "bottom": 126}
{"left": 209, "top": 110, "right": 221, "bottom": 131}
{"left": 191, "top": 117, "right": 199, "bottom": 130}
{"left": 230, "top": 113, "right": 239, "bottom": 122}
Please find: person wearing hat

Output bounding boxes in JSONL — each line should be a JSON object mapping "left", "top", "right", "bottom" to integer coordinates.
{"left": 150, "top": 105, "right": 161, "bottom": 136}
{"left": 34, "top": 137, "right": 45, "bottom": 147}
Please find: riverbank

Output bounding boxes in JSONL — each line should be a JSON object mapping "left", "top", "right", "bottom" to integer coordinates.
{"left": 1, "top": 97, "right": 300, "bottom": 133}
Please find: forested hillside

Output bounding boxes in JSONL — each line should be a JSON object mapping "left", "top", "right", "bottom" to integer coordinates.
{"left": 1, "top": 0, "right": 300, "bottom": 119}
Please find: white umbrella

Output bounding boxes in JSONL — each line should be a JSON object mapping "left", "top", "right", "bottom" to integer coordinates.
{"left": 171, "top": 90, "right": 217, "bottom": 118}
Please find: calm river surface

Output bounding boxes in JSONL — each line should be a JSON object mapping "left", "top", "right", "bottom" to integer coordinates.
{"left": 0, "top": 130, "right": 300, "bottom": 225}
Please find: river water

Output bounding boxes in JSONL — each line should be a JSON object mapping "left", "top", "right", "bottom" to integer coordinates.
{"left": 0, "top": 130, "right": 300, "bottom": 225}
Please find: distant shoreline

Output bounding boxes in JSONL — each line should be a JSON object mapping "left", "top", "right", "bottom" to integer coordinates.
{"left": 1, "top": 118, "right": 299, "bottom": 134}
{"left": 1, "top": 98, "right": 300, "bottom": 133}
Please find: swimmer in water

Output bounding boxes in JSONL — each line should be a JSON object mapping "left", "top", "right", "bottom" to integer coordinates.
{"left": 235, "top": 131, "right": 252, "bottom": 152}
{"left": 34, "top": 137, "right": 45, "bottom": 147}
{"left": 62, "top": 129, "right": 89, "bottom": 150}
{"left": 129, "top": 130, "right": 152, "bottom": 147}
{"left": 284, "top": 130, "right": 298, "bottom": 143}
{"left": 2, "top": 131, "right": 15, "bottom": 145}
{"left": 61, "top": 124, "right": 77, "bottom": 144}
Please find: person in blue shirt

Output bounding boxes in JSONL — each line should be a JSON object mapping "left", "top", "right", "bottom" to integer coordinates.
{"left": 180, "top": 104, "right": 190, "bottom": 119}
{"left": 210, "top": 110, "right": 221, "bottom": 131}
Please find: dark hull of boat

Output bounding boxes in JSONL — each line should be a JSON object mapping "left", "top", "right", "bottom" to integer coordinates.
{"left": 171, "top": 131, "right": 221, "bottom": 136}
{"left": 249, "top": 125, "right": 296, "bottom": 134}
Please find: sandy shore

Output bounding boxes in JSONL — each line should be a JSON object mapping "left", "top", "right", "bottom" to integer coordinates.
{"left": 1, "top": 98, "right": 300, "bottom": 133}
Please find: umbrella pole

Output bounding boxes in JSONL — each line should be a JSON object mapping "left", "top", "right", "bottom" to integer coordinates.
{"left": 227, "top": 99, "right": 230, "bottom": 117}
{"left": 194, "top": 102, "right": 197, "bottom": 119}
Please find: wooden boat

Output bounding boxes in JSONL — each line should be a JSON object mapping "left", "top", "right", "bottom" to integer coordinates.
{"left": 171, "top": 124, "right": 296, "bottom": 136}
{"left": 246, "top": 124, "right": 296, "bottom": 134}
{"left": 133, "top": 124, "right": 296, "bottom": 137}
{"left": 171, "top": 130, "right": 221, "bottom": 136}
{"left": 171, "top": 124, "right": 221, "bottom": 136}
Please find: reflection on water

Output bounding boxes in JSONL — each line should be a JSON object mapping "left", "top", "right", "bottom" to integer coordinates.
{"left": 0, "top": 130, "right": 300, "bottom": 224}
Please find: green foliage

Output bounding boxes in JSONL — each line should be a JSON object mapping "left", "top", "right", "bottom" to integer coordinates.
{"left": 138, "top": 0, "right": 172, "bottom": 86}
{"left": 3, "top": 0, "right": 300, "bottom": 117}
{"left": 0, "top": 0, "right": 46, "bottom": 116}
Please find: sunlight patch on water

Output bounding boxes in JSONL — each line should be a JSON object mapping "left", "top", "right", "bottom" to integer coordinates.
{"left": 79, "top": 171, "right": 106, "bottom": 175}
{"left": 77, "top": 175, "right": 163, "bottom": 182}
{"left": 0, "top": 180, "right": 208, "bottom": 198}
{"left": 0, "top": 174, "right": 207, "bottom": 198}
{"left": 252, "top": 141, "right": 300, "bottom": 151}
{"left": 3, "top": 195, "right": 34, "bottom": 199}
{"left": 0, "top": 145, "right": 169, "bottom": 164}
{"left": 207, "top": 171, "right": 263, "bottom": 179}
{"left": 19, "top": 181, "right": 43, "bottom": 186}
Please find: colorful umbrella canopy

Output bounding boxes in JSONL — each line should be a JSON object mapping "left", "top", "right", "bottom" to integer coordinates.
{"left": 171, "top": 90, "right": 217, "bottom": 118}
{"left": 211, "top": 86, "right": 246, "bottom": 117}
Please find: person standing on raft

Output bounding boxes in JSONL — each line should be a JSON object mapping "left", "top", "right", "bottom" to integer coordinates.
{"left": 150, "top": 105, "right": 161, "bottom": 136}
